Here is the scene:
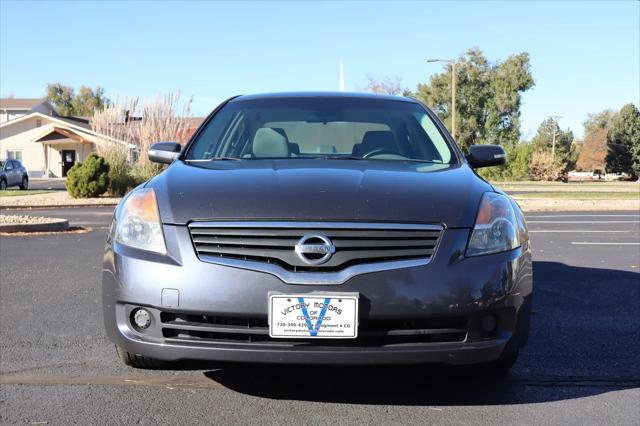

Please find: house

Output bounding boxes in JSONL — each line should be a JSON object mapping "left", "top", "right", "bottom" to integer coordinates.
{"left": 0, "top": 98, "right": 56, "bottom": 123}
{"left": 0, "top": 98, "right": 133, "bottom": 178}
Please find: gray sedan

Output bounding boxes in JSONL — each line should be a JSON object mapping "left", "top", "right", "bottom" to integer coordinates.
{"left": 103, "top": 92, "right": 532, "bottom": 372}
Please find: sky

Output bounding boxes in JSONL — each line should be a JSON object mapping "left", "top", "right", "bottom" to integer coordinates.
{"left": 1, "top": 1, "right": 638, "bottom": 139}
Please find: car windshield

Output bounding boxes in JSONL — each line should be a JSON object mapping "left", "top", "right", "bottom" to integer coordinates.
{"left": 185, "top": 97, "right": 455, "bottom": 163}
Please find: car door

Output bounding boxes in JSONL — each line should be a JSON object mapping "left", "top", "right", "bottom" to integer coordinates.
{"left": 4, "top": 161, "right": 16, "bottom": 186}
{"left": 14, "top": 161, "right": 26, "bottom": 183}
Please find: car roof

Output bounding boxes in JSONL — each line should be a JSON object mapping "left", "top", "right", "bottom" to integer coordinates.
{"left": 230, "top": 91, "right": 418, "bottom": 103}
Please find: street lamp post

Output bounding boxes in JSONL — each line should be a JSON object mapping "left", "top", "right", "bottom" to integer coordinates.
{"left": 427, "top": 58, "right": 457, "bottom": 139}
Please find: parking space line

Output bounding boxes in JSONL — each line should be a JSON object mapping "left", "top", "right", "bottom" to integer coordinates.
{"left": 571, "top": 242, "right": 640, "bottom": 245}
{"left": 526, "top": 215, "right": 640, "bottom": 218}
{"left": 527, "top": 221, "right": 640, "bottom": 224}
{"left": 529, "top": 230, "right": 631, "bottom": 233}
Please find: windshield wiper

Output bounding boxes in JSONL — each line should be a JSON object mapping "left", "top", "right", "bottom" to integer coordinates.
{"left": 317, "top": 155, "right": 365, "bottom": 160}
{"left": 185, "top": 156, "right": 243, "bottom": 162}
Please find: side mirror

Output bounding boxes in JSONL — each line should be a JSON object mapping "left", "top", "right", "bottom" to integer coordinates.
{"left": 466, "top": 144, "right": 507, "bottom": 168}
{"left": 148, "top": 142, "right": 181, "bottom": 164}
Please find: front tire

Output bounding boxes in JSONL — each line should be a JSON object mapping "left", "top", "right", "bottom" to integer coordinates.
{"left": 19, "top": 176, "right": 28, "bottom": 190}
{"left": 116, "top": 345, "right": 167, "bottom": 369}
{"left": 0, "top": 179, "right": 6, "bottom": 190}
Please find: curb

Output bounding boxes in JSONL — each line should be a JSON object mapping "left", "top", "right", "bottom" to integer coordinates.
{"left": 0, "top": 219, "right": 69, "bottom": 233}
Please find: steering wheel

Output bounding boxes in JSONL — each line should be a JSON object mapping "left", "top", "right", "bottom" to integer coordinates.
{"left": 362, "top": 149, "right": 408, "bottom": 159}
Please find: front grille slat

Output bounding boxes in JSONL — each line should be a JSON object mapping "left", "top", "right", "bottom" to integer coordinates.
{"left": 160, "top": 313, "right": 468, "bottom": 347}
{"left": 190, "top": 227, "right": 441, "bottom": 239}
{"left": 162, "top": 320, "right": 270, "bottom": 335}
{"left": 192, "top": 236, "right": 298, "bottom": 247}
{"left": 189, "top": 222, "right": 442, "bottom": 272}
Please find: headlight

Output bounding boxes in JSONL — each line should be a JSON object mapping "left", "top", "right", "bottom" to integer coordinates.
{"left": 466, "top": 192, "right": 520, "bottom": 257}
{"left": 113, "top": 188, "right": 166, "bottom": 254}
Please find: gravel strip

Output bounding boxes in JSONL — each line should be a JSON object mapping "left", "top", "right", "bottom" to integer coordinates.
{"left": 0, "top": 214, "right": 69, "bottom": 233}
{"left": 0, "top": 214, "right": 64, "bottom": 224}
{"left": 0, "top": 191, "right": 121, "bottom": 208}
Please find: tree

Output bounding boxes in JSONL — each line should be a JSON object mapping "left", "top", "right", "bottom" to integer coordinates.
{"left": 71, "top": 86, "right": 108, "bottom": 116}
{"left": 46, "top": 83, "right": 75, "bottom": 116}
{"left": 362, "top": 75, "right": 404, "bottom": 95}
{"left": 414, "top": 48, "right": 534, "bottom": 150}
{"left": 606, "top": 103, "right": 640, "bottom": 175}
{"left": 531, "top": 118, "right": 575, "bottom": 169}
{"left": 576, "top": 128, "right": 607, "bottom": 172}
{"left": 46, "top": 83, "right": 110, "bottom": 116}
{"left": 583, "top": 110, "right": 617, "bottom": 136}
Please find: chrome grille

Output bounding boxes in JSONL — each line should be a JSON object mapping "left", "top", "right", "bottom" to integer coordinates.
{"left": 188, "top": 221, "right": 442, "bottom": 272}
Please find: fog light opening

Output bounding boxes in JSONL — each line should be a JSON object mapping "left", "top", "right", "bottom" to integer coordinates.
{"left": 480, "top": 314, "right": 497, "bottom": 334}
{"left": 132, "top": 308, "right": 152, "bottom": 330}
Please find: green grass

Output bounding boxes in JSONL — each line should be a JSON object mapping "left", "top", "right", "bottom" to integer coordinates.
{"left": 0, "top": 190, "right": 56, "bottom": 197}
{"left": 514, "top": 191, "right": 640, "bottom": 200}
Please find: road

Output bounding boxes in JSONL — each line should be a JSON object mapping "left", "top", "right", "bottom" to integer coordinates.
{"left": 1, "top": 207, "right": 639, "bottom": 425}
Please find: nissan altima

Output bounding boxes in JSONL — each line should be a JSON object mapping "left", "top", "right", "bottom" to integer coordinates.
{"left": 103, "top": 92, "right": 532, "bottom": 372}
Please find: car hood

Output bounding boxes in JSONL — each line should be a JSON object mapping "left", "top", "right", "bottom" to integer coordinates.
{"left": 148, "top": 160, "right": 492, "bottom": 228}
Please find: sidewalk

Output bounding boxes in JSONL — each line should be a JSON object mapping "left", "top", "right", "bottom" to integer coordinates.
{"left": 29, "top": 178, "right": 68, "bottom": 191}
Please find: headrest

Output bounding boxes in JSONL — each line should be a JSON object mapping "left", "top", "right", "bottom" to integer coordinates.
{"left": 252, "top": 128, "right": 290, "bottom": 158}
{"left": 353, "top": 130, "right": 396, "bottom": 156}
{"left": 269, "top": 127, "right": 299, "bottom": 155}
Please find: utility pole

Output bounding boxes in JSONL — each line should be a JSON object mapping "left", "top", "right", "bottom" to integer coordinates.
{"left": 427, "top": 58, "right": 457, "bottom": 139}
{"left": 547, "top": 115, "right": 562, "bottom": 159}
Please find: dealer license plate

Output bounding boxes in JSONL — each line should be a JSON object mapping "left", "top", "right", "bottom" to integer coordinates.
{"left": 269, "top": 294, "right": 358, "bottom": 339}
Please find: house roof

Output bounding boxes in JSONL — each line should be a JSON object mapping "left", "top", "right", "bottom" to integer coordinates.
{"left": 0, "top": 111, "right": 135, "bottom": 148}
{"left": 0, "top": 98, "right": 48, "bottom": 110}
{"left": 34, "top": 127, "right": 94, "bottom": 144}
{"left": 54, "top": 115, "right": 91, "bottom": 129}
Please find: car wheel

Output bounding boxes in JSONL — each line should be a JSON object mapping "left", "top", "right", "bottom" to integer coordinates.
{"left": 116, "top": 345, "right": 167, "bottom": 369}
{"left": 19, "top": 177, "right": 29, "bottom": 190}
{"left": 0, "top": 179, "right": 6, "bottom": 190}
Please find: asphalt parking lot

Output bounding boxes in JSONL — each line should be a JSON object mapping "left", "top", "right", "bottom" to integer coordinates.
{"left": 1, "top": 207, "right": 639, "bottom": 425}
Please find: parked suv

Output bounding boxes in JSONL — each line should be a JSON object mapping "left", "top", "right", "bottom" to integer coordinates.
{"left": 103, "top": 93, "right": 532, "bottom": 372}
{"left": 0, "top": 159, "right": 29, "bottom": 190}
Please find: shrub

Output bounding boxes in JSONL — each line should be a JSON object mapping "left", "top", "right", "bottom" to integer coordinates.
{"left": 528, "top": 151, "right": 566, "bottom": 181}
{"left": 66, "top": 153, "right": 110, "bottom": 198}
{"left": 476, "top": 142, "right": 533, "bottom": 182}
{"left": 103, "top": 149, "right": 139, "bottom": 196}
{"left": 133, "top": 161, "right": 164, "bottom": 183}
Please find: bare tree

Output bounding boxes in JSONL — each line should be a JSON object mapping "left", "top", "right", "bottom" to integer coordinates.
{"left": 362, "top": 75, "right": 404, "bottom": 95}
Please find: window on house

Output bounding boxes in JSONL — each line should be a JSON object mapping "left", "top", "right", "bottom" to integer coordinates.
{"left": 36, "top": 119, "right": 42, "bottom": 127}
{"left": 7, "top": 150, "right": 23, "bottom": 162}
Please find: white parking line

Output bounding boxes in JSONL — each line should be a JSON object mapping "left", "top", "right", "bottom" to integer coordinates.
{"left": 529, "top": 230, "right": 631, "bottom": 233}
{"left": 571, "top": 242, "right": 640, "bottom": 245}
{"left": 526, "top": 215, "right": 640, "bottom": 218}
{"left": 527, "top": 221, "right": 640, "bottom": 224}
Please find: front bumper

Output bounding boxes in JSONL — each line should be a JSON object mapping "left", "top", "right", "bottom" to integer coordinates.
{"left": 102, "top": 225, "right": 533, "bottom": 365}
